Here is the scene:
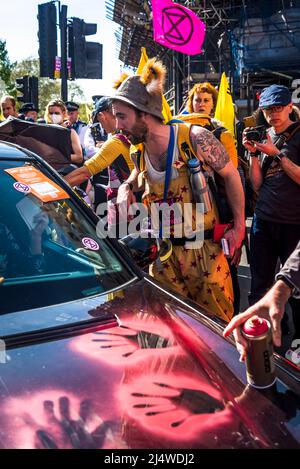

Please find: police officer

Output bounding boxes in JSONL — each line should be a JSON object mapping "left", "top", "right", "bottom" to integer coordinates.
{"left": 18, "top": 102, "right": 39, "bottom": 122}
{"left": 65, "top": 101, "right": 86, "bottom": 135}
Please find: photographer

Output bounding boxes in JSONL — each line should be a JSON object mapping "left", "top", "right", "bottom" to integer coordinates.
{"left": 244, "top": 84, "right": 300, "bottom": 340}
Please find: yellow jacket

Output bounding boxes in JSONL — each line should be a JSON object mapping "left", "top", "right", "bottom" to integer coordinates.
{"left": 85, "top": 135, "right": 133, "bottom": 176}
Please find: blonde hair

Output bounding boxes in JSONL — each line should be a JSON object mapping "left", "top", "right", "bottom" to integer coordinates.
{"left": 187, "top": 82, "right": 219, "bottom": 114}
{"left": 44, "top": 99, "right": 67, "bottom": 124}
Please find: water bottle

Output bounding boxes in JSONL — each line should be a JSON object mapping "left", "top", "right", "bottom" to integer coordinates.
{"left": 187, "top": 158, "right": 212, "bottom": 213}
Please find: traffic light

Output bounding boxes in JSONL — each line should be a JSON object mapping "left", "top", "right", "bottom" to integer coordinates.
{"left": 38, "top": 2, "right": 58, "bottom": 78}
{"left": 68, "top": 18, "right": 102, "bottom": 79}
{"left": 16, "top": 76, "right": 30, "bottom": 103}
{"left": 29, "top": 77, "right": 39, "bottom": 111}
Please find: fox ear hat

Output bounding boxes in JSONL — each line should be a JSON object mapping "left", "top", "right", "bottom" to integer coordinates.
{"left": 140, "top": 58, "right": 166, "bottom": 95}
{"left": 113, "top": 72, "right": 130, "bottom": 90}
{"left": 112, "top": 58, "right": 165, "bottom": 120}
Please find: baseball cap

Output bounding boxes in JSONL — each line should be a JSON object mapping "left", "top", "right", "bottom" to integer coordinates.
{"left": 259, "top": 85, "right": 292, "bottom": 108}
{"left": 92, "top": 97, "right": 111, "bottom": 122}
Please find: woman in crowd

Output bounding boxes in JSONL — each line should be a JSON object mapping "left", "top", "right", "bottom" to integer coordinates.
{"left": 44, "top": 99, "right": 83, "bottom": 165}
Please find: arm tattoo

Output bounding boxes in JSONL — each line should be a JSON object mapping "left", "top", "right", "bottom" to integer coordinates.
{"left": 190, "top": 127, "right": 230, "bottom": 172}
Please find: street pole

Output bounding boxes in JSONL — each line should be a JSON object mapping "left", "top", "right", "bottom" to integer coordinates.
{"left": 60, "top": 4, "right": 68, "bottom": 102}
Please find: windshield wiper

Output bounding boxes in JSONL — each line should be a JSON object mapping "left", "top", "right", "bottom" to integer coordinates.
{"left": 0, "top": 311, "right": 118, "bottom": 349}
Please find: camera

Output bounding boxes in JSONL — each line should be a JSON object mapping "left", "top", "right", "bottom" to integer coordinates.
{"left": 245, "top": 125, "right": 267, "bottom": 142}
{"left": 90, "top": 123, "right": 107, "bottom": 144}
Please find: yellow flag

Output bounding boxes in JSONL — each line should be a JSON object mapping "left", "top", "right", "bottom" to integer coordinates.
{"left": 215, "top": 72, "right": 235, "bottom": 137}
{"left": 137, "top": 47, "right": 148, "bottom": 75}
{"left": 137, "top": 47, "right": 172, "bottom": 123}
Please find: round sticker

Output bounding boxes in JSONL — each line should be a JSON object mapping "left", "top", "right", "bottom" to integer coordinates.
{"left": 82, "top": 237, "right": 100, "bottom": 251}
{"left": 13, "top": 182, "right": 31, "bottom": 194}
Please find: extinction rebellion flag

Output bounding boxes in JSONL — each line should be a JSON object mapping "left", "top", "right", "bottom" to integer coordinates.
{"left": 151, "top": 0, "right": 205, "bottom": 55}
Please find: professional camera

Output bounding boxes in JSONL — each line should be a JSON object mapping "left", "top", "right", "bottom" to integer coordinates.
{"left": 245, "top": 125, "right": 267, "bottom": 142}
{"left": 90, "top": 123, "right": 107, "bottom": 145}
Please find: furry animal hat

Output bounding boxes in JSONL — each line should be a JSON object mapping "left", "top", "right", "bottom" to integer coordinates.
{"left": 112, "top": 58, "right": 166, "bottom": 120}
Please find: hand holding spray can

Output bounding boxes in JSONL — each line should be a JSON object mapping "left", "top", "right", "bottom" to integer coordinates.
{"left": 242, "top": 316, "right": 276, "bottom": 389}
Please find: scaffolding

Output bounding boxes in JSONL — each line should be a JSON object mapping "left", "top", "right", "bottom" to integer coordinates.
{"left": 105, "top": 0, "right": 300, "bottom": 114}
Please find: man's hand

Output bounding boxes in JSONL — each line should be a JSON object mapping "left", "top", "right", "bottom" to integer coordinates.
{"left": 61, "top": 120, "right": 72, "bottom": 129}
{"left": 117, "top": 183, "right": 136, "bottom": 221}
{"left": 242, "top": 127, "right": 258, "bottom": 153}
{"left": 254, "top": 132, "right": 280, "bottom": 156}
{"left": 30, "top": 212, "right": 49, "bottom": 255}
{"left": 223, "top": 225, "right": 245, "bottom": 265}
{"left": 223, "top": 280, "right": 292, "bottom": 361}
{"left": 65, "top": 167, "right": 91, "bottom": 187}
{"left": 31, "top": 212, "right": 49, "bottom": 237}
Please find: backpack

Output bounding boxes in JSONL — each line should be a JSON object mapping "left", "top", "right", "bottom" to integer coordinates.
{"left": 169, "top": 118, "right": 241, "bottom": 223}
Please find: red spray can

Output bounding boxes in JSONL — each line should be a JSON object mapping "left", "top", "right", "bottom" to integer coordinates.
{"left": 242, "top": 316, "right": 276, "bottom": 389}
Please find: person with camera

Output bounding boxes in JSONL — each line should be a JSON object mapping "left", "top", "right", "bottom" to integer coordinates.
{"left": 244, "top": 84, "right": 300, "bottom": 340}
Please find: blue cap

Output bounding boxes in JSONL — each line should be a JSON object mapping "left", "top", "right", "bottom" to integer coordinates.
{"left": 259, "top": 85, "right": 292, "bottom": 108}
{"left": 92, "top": 97, "right": 111, "bottom": 122}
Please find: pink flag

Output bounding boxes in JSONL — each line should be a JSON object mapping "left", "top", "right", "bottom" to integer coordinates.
{"left": 151, "top": 0, "right": 205, "bottom": 55}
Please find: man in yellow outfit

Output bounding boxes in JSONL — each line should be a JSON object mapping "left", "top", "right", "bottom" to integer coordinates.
{"left": 114, "top": 59, "right": 245, "bottom": 322}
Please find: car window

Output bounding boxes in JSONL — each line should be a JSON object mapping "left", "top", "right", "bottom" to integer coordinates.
{"left": 0, "top": 160, "right": 135, "bottom": 315}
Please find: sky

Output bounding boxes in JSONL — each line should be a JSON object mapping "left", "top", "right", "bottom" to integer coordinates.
{"left": 0, "top": 0, "right": 125, "bottom": 102}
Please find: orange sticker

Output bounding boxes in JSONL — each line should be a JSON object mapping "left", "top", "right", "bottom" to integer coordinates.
{"left": 5, "top": 165, "right": 70, "bottom": 202}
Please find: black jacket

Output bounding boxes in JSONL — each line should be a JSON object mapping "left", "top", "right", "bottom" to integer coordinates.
{"left": 276, "top": 240, "right": 300, "bottom": 298}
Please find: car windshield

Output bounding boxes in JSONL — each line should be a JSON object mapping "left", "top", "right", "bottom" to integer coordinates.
{"left": 0, "top": 158, "right": 135, "bottom": 316}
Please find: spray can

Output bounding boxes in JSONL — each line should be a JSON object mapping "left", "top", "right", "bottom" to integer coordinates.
{"left": 187, "top": 158, "right": 212, "bottom": 213}
{"left": 242, "top": 316, "right": 276, "bottom": 389}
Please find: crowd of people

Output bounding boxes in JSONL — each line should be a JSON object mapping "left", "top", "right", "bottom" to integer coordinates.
{"left": 1, "top": 58, "right": 300, "bottom": 361}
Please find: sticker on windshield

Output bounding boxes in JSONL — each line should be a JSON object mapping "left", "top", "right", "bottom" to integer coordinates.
{"left": 13, "top": 182, "right": 31, "bottom": 194}
{"left": 82, "top": 237, "right": 100, "bottom": 251}
{"left": 5, "top": 165, "right": 70, "bottom": 202}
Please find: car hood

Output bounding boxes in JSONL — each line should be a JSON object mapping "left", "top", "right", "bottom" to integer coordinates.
{"left": 0, "top": 277, "right": 299, "bottom": 449}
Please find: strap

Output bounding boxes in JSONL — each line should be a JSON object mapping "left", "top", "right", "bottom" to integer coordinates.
{"left": 170, "top": 229, "right": 213, "bottom": 246}
{"left": 167, "top": 118, "right": 185, "bottom": 124}
{"left": 283, "top": 122, "right": 300, "bottom": 141}
{"left": 262, "top": 122, "right": 300, "bottom": 178}
{"left": 160, "top": 125, "right": 175, "bottom": 238}
{"left": 212, "top": 126, "right": 227, "bottom": 141}
{"left": 114, "top": 133, "right": 131, "bottom": 147}
{"left": 163, "top": 125, "right": 175, "bottom": 202}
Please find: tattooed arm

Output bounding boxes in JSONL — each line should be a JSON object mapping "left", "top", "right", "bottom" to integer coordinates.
{"left": 190, "top": 126, "right": 245, "bottom": 261}
{"left": 190, "top": 125, "right": 231, "bottom": 171}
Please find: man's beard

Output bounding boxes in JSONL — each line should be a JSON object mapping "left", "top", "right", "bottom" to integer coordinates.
{"left": 127, "top": 119, "right": 148, "bottom": 145}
